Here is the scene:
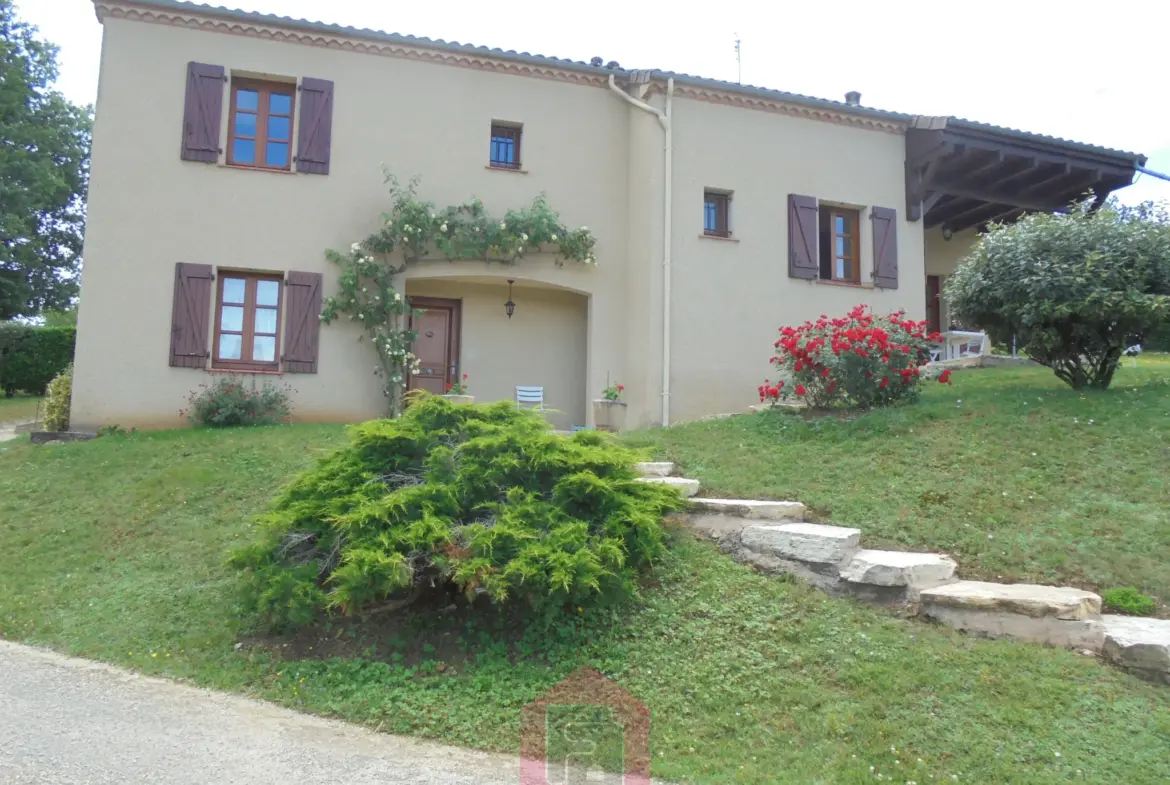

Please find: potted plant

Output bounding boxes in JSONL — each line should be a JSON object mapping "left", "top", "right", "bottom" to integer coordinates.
{"left": 592, "top": 381, "right": 626, "bottom": 432}
{"left": 442, "top": 374, "right": 474, "bottom": 405}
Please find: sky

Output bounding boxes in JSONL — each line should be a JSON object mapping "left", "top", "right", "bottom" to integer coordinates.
{"left": 19, "top": 0, "right": 1170, "bottom": 204}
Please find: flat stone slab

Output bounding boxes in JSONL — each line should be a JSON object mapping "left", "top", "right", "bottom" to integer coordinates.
{"left": 636, "top": 476, "right": 699, "bottom": 497}
{"left": 1102, "top": 615, "right": 1170, "bottom": 681}
{"left": 741, "top": 523, "right": 860, "bottom": 564}
{"left": 689, "top": 498, "right": 806, "bottom": 521}
{"left": 840, "top": 549, "right": 957, "bottom": 590}
{"left": 923, "top": 605, "right": 1105, "bottom": 650}
{"left": 633, "top": 461, "right": 675, "bottom": 478}
{"left": 919, "top": 581, "right": 1101, "bottom": 620}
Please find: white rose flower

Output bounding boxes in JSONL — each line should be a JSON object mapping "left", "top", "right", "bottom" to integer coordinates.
{"left": 394, "top": 292, "right": 402, "bottom": 302}
{"left": 551, "top": 234, "right": 558, "bottom": 242}
{"left": 362, "top": 288, "right": 367, "bottom": 292}
{"left": 499, "top": 222, "right": 507, "bottom": 230}
{"left": 520, "top": 233, "right": 528, "bottom": 241}
{"left": 358, "top": 313, "right": 364, "bottom": 319}
{"left": 518, "top": 246, "right": 525, "bottom": 254}
{"left": 350, "top": 242, "right": 361, "bottom": 253}
{"left": 404, "top": 224, "right": 412, "bottom": 232}
{"left": 580, "top": 226, "right": 588, "bottom": 231}
{"left": 440, "top": 223, "right": 448, "bottom": 233}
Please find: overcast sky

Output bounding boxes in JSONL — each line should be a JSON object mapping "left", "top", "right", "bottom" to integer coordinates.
{"left": 20, "top": 0, "right": 1170, "bottom": 204}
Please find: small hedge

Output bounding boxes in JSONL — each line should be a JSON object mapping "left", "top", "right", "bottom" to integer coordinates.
{"left": 232, "top": 395, "right": 684, "bottom": 629}
{"left": 1102, "top": 587, "right": 1157, "bottom": 616}
{"left": 0, "top": 323, "right": 76, "bottom": 396}
{"left": 43, "top": 364, "right": 73, "bottom": 432}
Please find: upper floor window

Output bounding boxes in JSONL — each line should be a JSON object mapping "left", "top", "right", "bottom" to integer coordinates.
{"left": 214, "top": 272, "right": 283, "bottom": 370}
{"left": 228, "top": 79, "right": 296, "bottom": 170}
{"left": 704, "top": 190, "right": 731, "bottom": 237}
{"left": 490, "top": 123, "right": 522, "bottom": 169}
{"left": 818, "top": 206, "right": 860, "bottom": 282}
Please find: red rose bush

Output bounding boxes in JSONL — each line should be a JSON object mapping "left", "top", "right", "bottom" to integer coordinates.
{"left": 760, "top": 305, "right": 942, "bottom": 410}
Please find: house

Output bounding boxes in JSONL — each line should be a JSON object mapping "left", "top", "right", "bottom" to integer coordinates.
{"left": 72, "top": 0, "right": 1147, "bottom": 431}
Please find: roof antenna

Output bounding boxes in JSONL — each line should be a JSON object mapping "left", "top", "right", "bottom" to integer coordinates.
{"left": 734, "top": 34, "right": 742, "bottom": 84}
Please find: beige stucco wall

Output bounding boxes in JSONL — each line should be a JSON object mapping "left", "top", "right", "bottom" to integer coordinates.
{"left": 404, "top": 278, "right": 587, "bottom": 430}
{"left": 73, "top": 10, "right": 933, "bottom": 431}
{"left": 667, "top": 97, "right": 926, "bottom": 422}
{"left": 72, "top": 16, "right": 629, "bottom": 429}
{"left": 924, "top": 228, "right": 980, "bottom": 329}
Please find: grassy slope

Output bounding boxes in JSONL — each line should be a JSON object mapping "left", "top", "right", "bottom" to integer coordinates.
{"left": 1, "top": 424, "right": 1168, "bottom": 783}
{"left": 629, "top": 358, "right": 1170, "bottom": 609}
{"left": 0, "top": 395, "right": 42, "bottom": 425}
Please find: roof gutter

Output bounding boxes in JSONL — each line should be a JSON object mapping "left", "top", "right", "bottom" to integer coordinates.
{"left": 607, "top": 74, "right": 674, "bottom": 428}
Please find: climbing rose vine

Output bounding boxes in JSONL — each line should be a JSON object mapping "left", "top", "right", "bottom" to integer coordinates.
{"left": 321, "top": 171, "right": 598, "bottom": 416}
{"left": 761, "top": 305, "right": 941, "bottom": 410}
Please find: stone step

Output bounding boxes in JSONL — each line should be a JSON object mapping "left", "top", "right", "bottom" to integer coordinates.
{"left": 741, "top": 522, "right": 860, "bottom": 564}
{"left": 1102, "top": 615, "right": 1170, "bottom": 683}
{"left": 634, "top": 461, "right": 675, "bottom": 478}
{"left": 636, "top": 476, "right": 700, "bottom": 497}
{"left": 689, "top": 498, "right": 806, "bottom": 521}
{"left": 840, "top": 549, "right": 958, "bottom": 592}
{"left": 920, "top": 581, "right": 1104, "bottom": 650}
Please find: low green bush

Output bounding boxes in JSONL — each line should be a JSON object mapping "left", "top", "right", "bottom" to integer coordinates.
{"left": 183, "top": 377, "right": 292, "bottom": 427}
{"left": 1102, "top": 587, "right": 1157, "bottom": 616}
{"left": 0, "top": 323, "right": 76, "bottom": 395}
{"left": 232, "top": 395, "right": 684, "bottom": 629}
{"left": 42, "top": 364, "right": 72, "bottom": 431}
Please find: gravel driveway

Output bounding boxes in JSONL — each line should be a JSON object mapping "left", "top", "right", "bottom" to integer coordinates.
{"left": 0, "top": 640, "right": 531, "bottom": 784}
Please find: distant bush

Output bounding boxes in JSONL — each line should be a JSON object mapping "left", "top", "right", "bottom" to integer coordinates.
{"left": 947, "top": 199, "right": 1170, "bottom": 390}
{"left": 761, "top": 305, "right": 939, "bottom": 410}
{"left": 0, "top": 323, "right": 76, "bottom": 395}
{"left": 42, "top": 364, "right": 72, "bottom": 431}
{"left": 1102, "top": 587, "right": 1156, "bottom": 616}
{"left": 183, "top": 377, "right": 291, "bottom": 427}
{"left": 231, "top": 395, "right": 684, "bottom": 629}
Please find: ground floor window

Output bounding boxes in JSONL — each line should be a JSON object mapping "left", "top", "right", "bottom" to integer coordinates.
{"left": 818, "top": 206, "right": 861, "bottom": 282}
{"left": 213, "top": 272, "right": 282, "bottom": 370}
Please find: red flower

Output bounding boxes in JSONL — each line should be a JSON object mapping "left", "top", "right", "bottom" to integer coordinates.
{"left": 827, "top": 380, "right": 836, "bottom": 393}
{"left": 446, "top": 383, "right": 453, "bottom": 391}
{"left": 821, "top": 367, "right": 831, "bottom": 377}
{"left": 879, "top": 377, "right": 890, "bottom": 389}
{"left": 794, "top": 359, "right": 804, "bottom": 372}
{"left": 463, "top": 374, "right": 468, "bottom": 380}
{"left": 939, "top": 369, "right": 953, "bottom": 385}
{"left": 617, "top": 384, "right": 624, "bottom": 391}
{"left": 795, "top": 384, "right": 807, "bottom": 396}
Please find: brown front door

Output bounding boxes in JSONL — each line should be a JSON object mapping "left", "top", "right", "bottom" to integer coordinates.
{"left": 408, "top": 297, "right": 461, "bottom": 394}
{"left": 926, "top": 275, "right": 942, "bottom": 334}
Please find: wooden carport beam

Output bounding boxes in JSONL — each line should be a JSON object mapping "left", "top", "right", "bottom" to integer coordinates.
{"left": 932, "top": 184, "right": 1058, "bottom": 214}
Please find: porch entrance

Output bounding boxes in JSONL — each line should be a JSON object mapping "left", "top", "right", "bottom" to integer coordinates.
{"left": 407, "top": 296, "right": 461, "bottom": 395}
{"left": 926, "top": 275, "right": 942, "bottom": 334}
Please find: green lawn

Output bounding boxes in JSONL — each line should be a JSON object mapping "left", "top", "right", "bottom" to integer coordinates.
{"left": 1, "top": 423, "right": 1168, "bottom": 783}
{"left": 629, "top": 357, "right": 1170, "bottom": 612}
{"left": 0, "top": 394, "right": 41, "bottom": 425}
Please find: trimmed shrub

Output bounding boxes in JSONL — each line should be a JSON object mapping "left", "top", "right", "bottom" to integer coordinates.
{"left": 42, "top": 364, "right": 72, "bottom": 431}
{"left": 1102, "top": 587, "right": 1156, "bottom": 616}
{"left": 0, "top": 323, "right": 76, "bottom": 395}
{"left": 762, "top": 305, "right": 939, "bottom": 410}
{"left": 947, "top": 199, "right": 1170, "bottom": 390}
{"left": 183, "top": 376, "right": 292, "bottom": 427}
{"left": 231, "top": 395, "right": 684, "bottom": 629}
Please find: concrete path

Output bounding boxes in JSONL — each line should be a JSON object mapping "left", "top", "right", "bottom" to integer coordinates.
{"left": 0, "top": 641, "right": 530, "bottom": 784}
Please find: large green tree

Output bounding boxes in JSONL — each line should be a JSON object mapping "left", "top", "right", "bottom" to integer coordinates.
{"left": 0, "top": 0, "right": 91, "bottom": 320}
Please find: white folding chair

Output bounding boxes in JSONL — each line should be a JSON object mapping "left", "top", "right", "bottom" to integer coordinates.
{"left": 515, "top": 385, "right": 545, "bottom": 410}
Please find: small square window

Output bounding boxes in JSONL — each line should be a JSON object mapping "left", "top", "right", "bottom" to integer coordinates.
{"left": 818, "top": 205, "right": 861, "bottom": 282}
{"left": 490, "top": 123, "right": 522, "bottom": 169}
{"left": 704, "top": 190, "right": 731, "bottom": 237}
{"left": 228, "top": 78, "right": 296, "bottom": 171}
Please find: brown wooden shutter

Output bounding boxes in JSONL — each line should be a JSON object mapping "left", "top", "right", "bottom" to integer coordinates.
{"left": 871, "top": 206, "right": 899, "bottom": 289}
{"left": 788, "top": 194, "right": 819, "bottom": 280}
{"left": 180, "top": 62, "right": 225, "bottom": 163}
{"left": 296, "top": 77, "right": 334, "bottom": 174}
{"left": 169, "top": 263, "right": 214, "bottom": 367}
{"left": 283, "top": 271, "right": 323, "bottom": 373}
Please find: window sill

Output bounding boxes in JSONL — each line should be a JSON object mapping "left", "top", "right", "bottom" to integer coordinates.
{"left": 699, "top": 233, "right": 739, "bottom": 243}
{"left": 485, "top": 165, "right": 528, "bottom": 174}
{"left": 813, "top": 279, "right": 875, "bottom": 290}
{"left": 206, "top": 367, "right": 284, "bottom": 376}
{"left": 218, "top": 163, "right": 297, "bottom": 175}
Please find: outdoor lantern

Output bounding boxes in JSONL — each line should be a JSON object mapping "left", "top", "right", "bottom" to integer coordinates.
{"left": 504, "top": 279, "right": 516, "bottom": 319}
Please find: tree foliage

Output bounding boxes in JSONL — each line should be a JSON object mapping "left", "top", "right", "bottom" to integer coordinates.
{"left": 321, "top": 172, "right": 597, "bottom": 415}
{"left": 946, "top": 199, "right": 1170, "bottom": 389}
{"left": 0, "top": 322, "right": 75, "bottom": 395}
{"left": 231, "top": 395, "right": 683, "bottom": 630}
{"left": 0, "top": 0, "right": 92, "bottom": 320}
